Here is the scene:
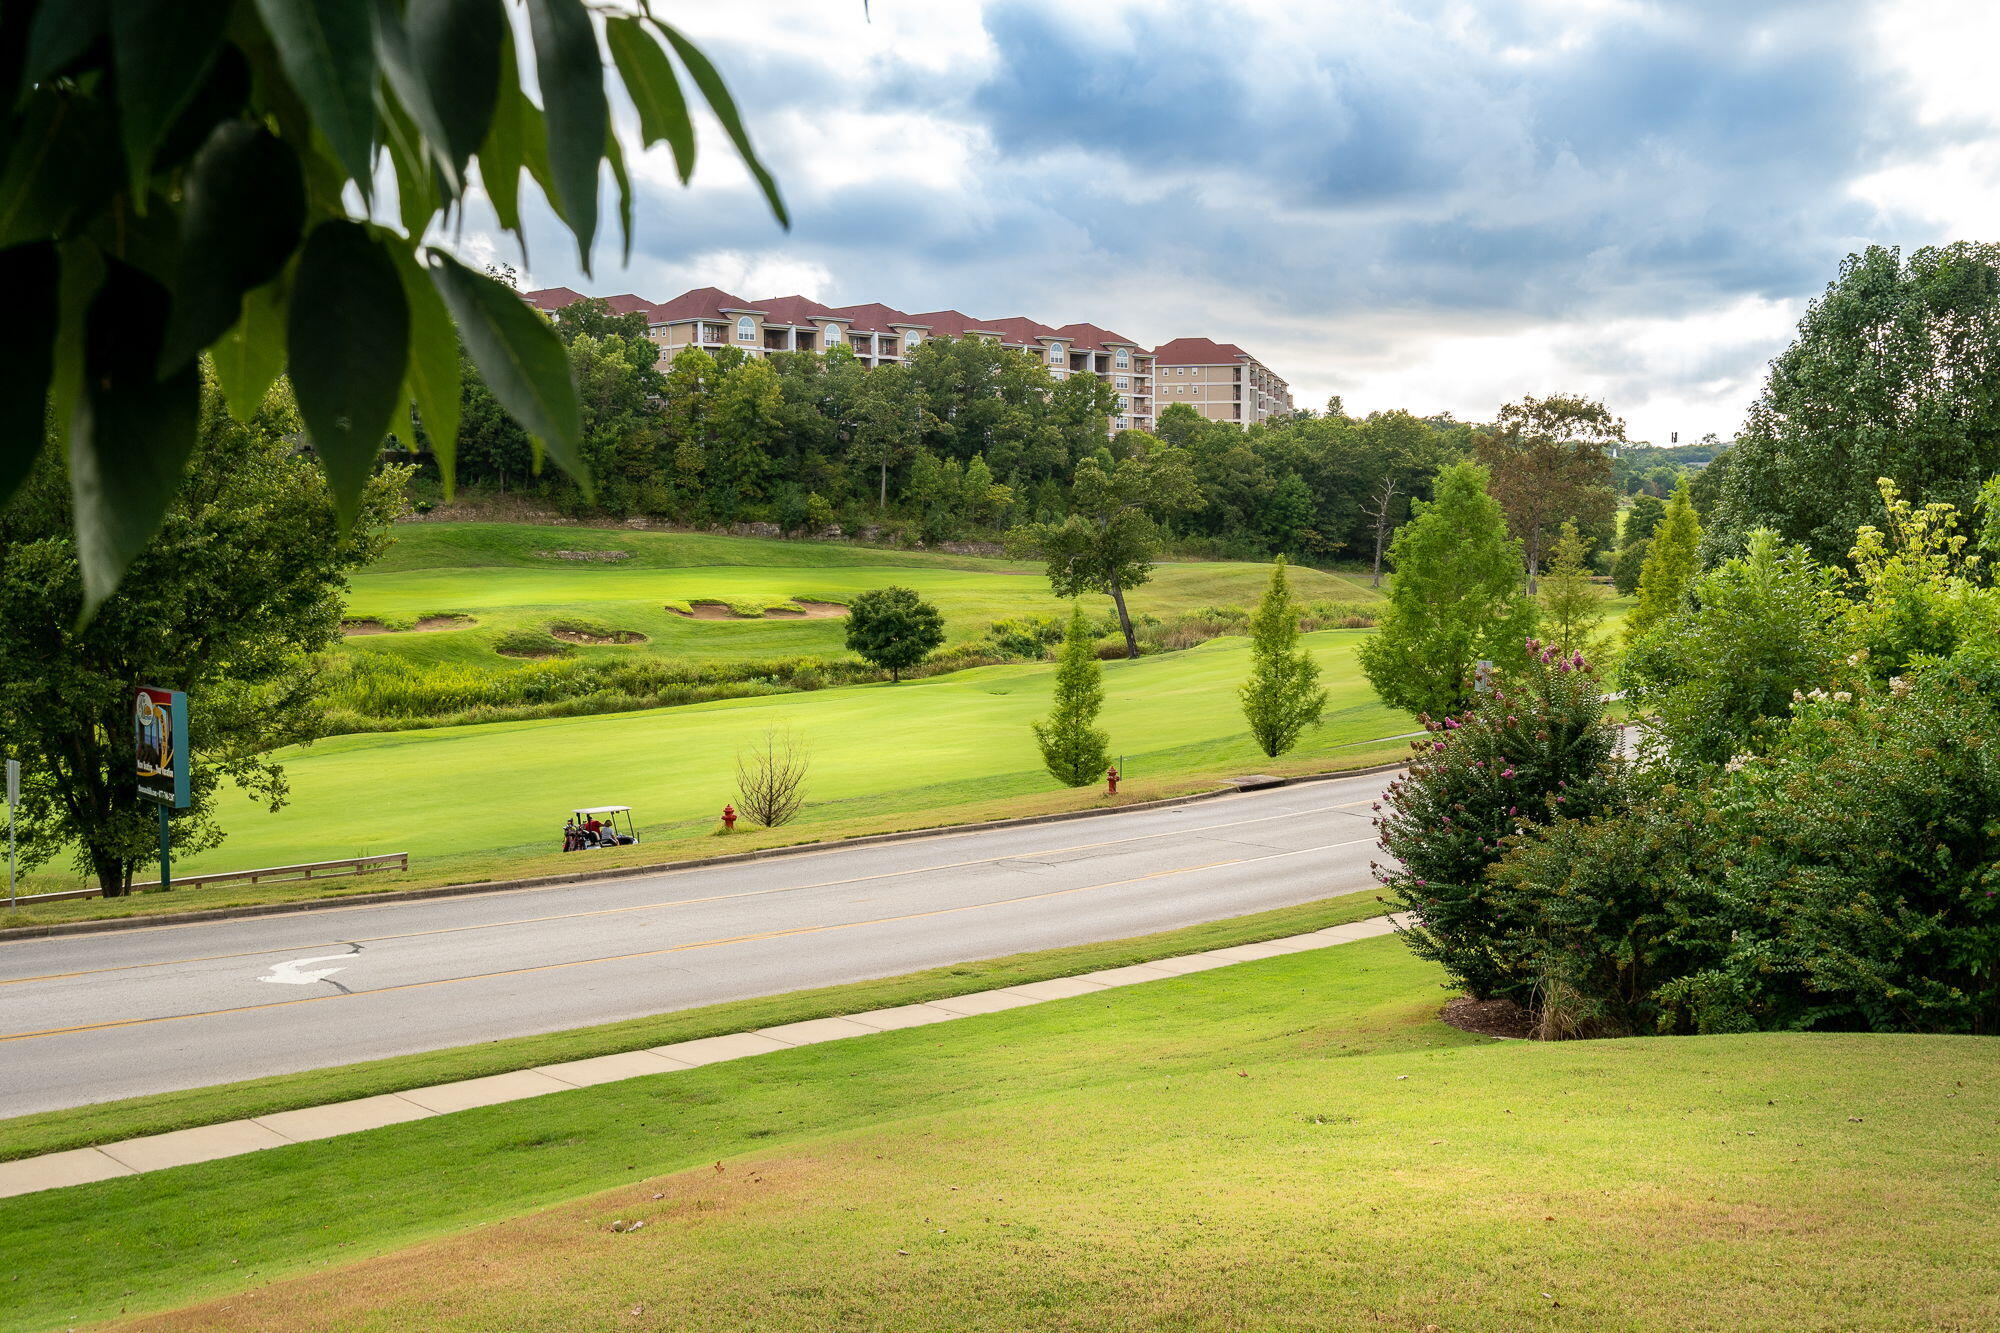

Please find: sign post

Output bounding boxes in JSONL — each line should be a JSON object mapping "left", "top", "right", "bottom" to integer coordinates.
{"left": 135, "top": 687, "right": 190, "bottom": 892}
{"left": 5, "top": 757, "right": 17, "bottom": 910}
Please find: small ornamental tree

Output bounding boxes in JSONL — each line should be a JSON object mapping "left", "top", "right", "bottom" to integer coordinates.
{"left": 1033, "top": 604, "right": 1111, "bottom": 787}
{"left": 1372, "top": 640, "right": 1621, "bottom": 1003}
{"left": 1358, "top": 460, "right": 1537, "bottom": 719}
{"left": 1535, "top": 520, "right": 1606, "bottom": 655}
{"left": 844, "top": 586, "right": 945, "bottom": 682}
{"left": 1240, "top": 557, "right": 1327, "bottom": 757}
{"left": 1626, "top": 476, "right": 1702, "bottom": 642}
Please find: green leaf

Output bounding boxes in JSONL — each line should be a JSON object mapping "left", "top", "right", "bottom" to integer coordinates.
{"left": 424, "top": 249, "right": 585, "bottom": 489}
{"left": 380, "top": 84, "right": 440, "bottom": 240}
{"left": 0, "top": 241, "right": 57, "bottom": 506}
{"left": 476, "top": 36, "right": 525, "bottom": 235}
{"left": 524, "top": 0, "right": 606, "bottom": 270}
{"left": 658, "top": 22, "right": 788, "bottom": 228}
{"left": 19, "top": 0, "right": 106, "bottom": 100}
{"left": 47, "top": 239, "right": 105, "bottom": 452}
{"left": 108, "top": 0, "right": 231, "bottom": 195}
{"left": 408, "top": 0, "right": 505, "bottom": 182}
{"left": 605, "top": 17, "right": 693, "bottom": 183}
{"left": 288, "top": 222, "right": 409, "bottom": 528}
{"left": 252, "top": 0, "right": 378, "bottom": 195}
{"left": 388, "top": 244, "right": 461, "bottom": 491}
{"left": 212, "top": 274, "right": 290, "bottom": 425}
{"left": 68, "top": 261, "right": 201, "bottom": 619}
{"left": 0, "top": 90, "right": 117, "bottom": 245}
{"left": 372, "top": 0, "right": 459, "bottom": 194}
{"left": 159, "top": 121, "right": 305, "bottom": 375}
{"left": 604, "top": 123, "right": 633, "bottom": 267}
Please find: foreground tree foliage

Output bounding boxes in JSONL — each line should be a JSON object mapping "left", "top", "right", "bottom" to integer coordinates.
{"left": 1358, "top": 461, "right": 1536, "bottom": 719}
{"left": 844, "top": 586, "right": 945, "bottom": 683}
{"left": 1033, "top": 605, "right": 1111, "bottom": 787}
{"left": 1239, "top": 558, "right": 1328, "bottom": 758}
{"left": 1708, "top": 241, "right": 2000, "bottom": 564}
{"left": 0, "top": 378, "right": 403, "bottom": 894}
{"left": 0, "top": 0, "right": 780, "bottom": 612}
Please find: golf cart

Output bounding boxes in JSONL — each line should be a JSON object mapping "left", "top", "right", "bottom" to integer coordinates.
{"left": 564, "top": 805, "right": 639, "bottom": 851}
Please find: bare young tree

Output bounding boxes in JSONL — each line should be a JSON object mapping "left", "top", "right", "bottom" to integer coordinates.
{"left": 1360, "top": 473, "right": 1401, "bottom": 588}
{"left": 735, "top": 727, "right": 811, "bottom": 827}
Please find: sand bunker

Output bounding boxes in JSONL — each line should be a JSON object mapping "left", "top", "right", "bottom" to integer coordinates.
{"left": 668, "top": 599, "right": 847, "bottom": 620}
{"left": 343, "top": 614, "right": 473, "bottom": 636}
{"left": 551, "top": 627, "right": 649, "bottom": 645}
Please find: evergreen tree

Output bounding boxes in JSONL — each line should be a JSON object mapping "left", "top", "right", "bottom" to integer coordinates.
{"left": 1627, "top": 476, "right": 1702, "bottom": 642}
{"left": 1033, "top": 604, "right": 1112, "bottom": 786}
{"left": 1358, "top": 460, "right": 1536, "bottom": 718}
{"left": 1239, "top": 558, "right": 1328, "bottom": 757}
{"left": 1536, "top": 520, "right": 1607, "bottom": 655}
{"left": 844, "top": 586, "right": 946, "bottom": 682}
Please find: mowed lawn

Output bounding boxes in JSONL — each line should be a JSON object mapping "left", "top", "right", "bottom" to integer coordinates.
{"left": 12, "top": 938, "right": 1991, "bottom": 1331}
{"left": 162, "top": 629, "right": 1408, "bottom": 878}
{"left": 340, "top": 523, "right": 1381, "bottom": 671}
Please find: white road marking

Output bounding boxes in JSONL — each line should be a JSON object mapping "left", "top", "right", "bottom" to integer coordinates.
{"left": 257, "top": 955, "right": 353, "bottom": 986}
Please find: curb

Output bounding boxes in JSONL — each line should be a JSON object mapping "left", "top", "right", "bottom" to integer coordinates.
{"left": 0, "top": 760, "right": 1406, "bottom": 942}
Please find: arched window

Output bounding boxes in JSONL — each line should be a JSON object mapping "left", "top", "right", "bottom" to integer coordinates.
{"left": 1114, "top": 348, "right": 1130, "bottom": 368}
{"left": 1048, "top": 345, "right": 1063, "bottom": 364}
{"left": 904, "top": 331, "right": 921, "bottom": 352}
{"left": 737, "top": 316, "right": 756, "bottom": 341}
{"left": 824, "top": 323, "right": 841, "bottom": 344}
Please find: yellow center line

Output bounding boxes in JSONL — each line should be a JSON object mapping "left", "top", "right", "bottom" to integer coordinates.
{"left": 0, "top": 801, "right": 1382, "bottom": 986}
{"left": 0, "top": 837, "right": 1376, "bottom": 1044}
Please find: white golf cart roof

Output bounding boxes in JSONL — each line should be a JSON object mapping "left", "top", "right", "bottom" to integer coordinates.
{"left": 572, "top": 805, "right": 631, "bottom": 815}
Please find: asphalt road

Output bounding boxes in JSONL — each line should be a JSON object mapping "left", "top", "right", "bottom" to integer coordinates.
{"left": 0, "top": 774, "right": 1392, "bottom": 1117}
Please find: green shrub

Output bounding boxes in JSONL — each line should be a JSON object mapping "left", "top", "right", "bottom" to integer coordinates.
{"left": 1373, "top": 639, "right": 1621, "bottom": 1003}
{"left": 492, "top": 628, "right": 572, "bottom": 658}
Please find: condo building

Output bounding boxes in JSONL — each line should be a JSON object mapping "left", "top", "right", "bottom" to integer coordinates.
{"left": 524, "top": 286, "right": 1293, "bottom": 432}
{"left": 1151, "top": 337, "right": 1295, "bottom": 425}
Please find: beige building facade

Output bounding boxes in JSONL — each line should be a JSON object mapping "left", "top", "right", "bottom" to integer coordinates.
{"left": 524, "top": 288, "right": 1293, "bottom": 433}
{"left": 1150, "top": 338, "right": 1295, "bottom": 425}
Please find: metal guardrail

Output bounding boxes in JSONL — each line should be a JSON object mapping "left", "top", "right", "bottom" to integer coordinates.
{"left": 10, "top": 853, "right": 409, "bottom": 905}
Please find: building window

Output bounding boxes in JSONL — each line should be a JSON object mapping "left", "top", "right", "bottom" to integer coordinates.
{"left": 824, "top": 324, "right": 841, "bottom": 345}
{"left": 736, "top": 316, "right": 756, "bottom": 341}
{"left": 1115, "top": 375, "right": 1129, "bottom": 389}
{"left": 904, "top": 332, "right": 921, "bottom": 351}
{"left": 1114, "top": 349, "right": 1130, "bottom": 368}
{"left": 1116, "top": 416, "right": 1128, "bottom": 429}
{"left": 1048, "top": 346, "right": 1063, "bottom": 364}
{"left": 1053, "top": 369, "right": 1067, "bottom": 380}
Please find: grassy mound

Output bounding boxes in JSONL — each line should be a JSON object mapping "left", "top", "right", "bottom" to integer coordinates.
{"left": 12, "top": 936, "right": 1993, "bottom": 1331}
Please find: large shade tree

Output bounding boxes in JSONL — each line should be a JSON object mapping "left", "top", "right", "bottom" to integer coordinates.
{"left": 0, "top": 1, "right": 781, "bottom": 615}
{"left": 1474, "top": 394, "right": 1622, "bottom": 593}
{"left": 0, "top": 378, "right": 404, "bottom": 895}
{"left": 1708, "top": 242, "right": 2000, "bottom": 564}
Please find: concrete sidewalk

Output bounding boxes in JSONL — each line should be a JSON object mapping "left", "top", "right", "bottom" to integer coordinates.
{"left": 0, "top": 915, "right": 1404, "bottom": 1200}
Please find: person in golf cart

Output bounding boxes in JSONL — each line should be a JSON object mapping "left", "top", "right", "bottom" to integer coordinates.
{"left": 564, "top": 805, "right": 639, "bottom": 850}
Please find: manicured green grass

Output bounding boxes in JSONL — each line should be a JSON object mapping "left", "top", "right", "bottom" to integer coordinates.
{"left": 0, "top": 891, "right": 1394, "bottom": 1163}
{"left": 340, "top": 523, "right": 1380, "bottom": 672}
{"left": 6, "top": 629, "right": 1413, "bottom": 907}
{"left": 10, "top": 937, "right": 1994, "bottom": 1331}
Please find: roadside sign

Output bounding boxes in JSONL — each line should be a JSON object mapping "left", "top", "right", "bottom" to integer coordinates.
{"left": 135, "top": 687, "right": 189, "bottom": 809}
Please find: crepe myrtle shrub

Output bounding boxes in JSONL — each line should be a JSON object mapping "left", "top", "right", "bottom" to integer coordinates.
{"left": 1652, "top": 660, "right": 2000, "bottom": 1036}
{"left": 1372, "top": 639, "right": 1622, "bottom": 1004}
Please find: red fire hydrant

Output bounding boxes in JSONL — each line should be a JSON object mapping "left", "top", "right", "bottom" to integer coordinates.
{"left": 1106, "top": 766, "right": 1119, "bottom": 796}
{"left": 721, "top": 803, "right": 737, "bottom": 832}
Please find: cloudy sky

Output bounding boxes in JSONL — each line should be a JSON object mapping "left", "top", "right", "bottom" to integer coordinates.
{"left": 488, "top": 0, "right": 2000, "bottom": 445}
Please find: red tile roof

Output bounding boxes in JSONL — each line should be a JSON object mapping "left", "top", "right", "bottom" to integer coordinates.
{"left": 984, "top": 316, "right": 1059, "bottom": 345}
{"left": 828, "top": 302, "right": 916, "bottom": 334}
{"left": 904, "top": 310, "right": 987, "bottom": 339}
{"left": 752, "top": 294, "right": 842, "bottom": 326}
{"left": 522, "top": 286, "right": 585, "bottom": 312}
{"left": 1052, "top": 322, "right": 1140, "bottom": 351}
{"left": 652, "top": 286, "right": 759, "bottom": 323}
{"left": 602, "top": 293, "right": 657, "bottom": 316}
{"left": 1153, "top": 336, "right": 1250, "bottom": 365}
